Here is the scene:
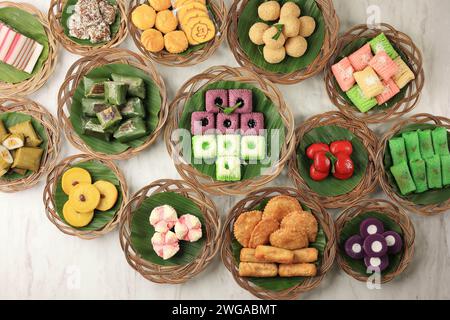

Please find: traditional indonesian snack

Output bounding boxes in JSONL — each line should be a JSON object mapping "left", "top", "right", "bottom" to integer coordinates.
{"left": 60, "top": 166, "right": 118, "bottom": 227}
{"left": 131, "top": 0, "right": 216, "bottom": 54}
{"left": 234, "top": 195, "right": 319, "bottom": 278}
{"left": 67, "top": 0, "right": 118, "bottom": 44}
{"left": 248, "top": 1, "right": 316, "bottom": 64}
{"left": 149, "top": 204, "right": 203, "bottom": 260}
{"left": 388, "top": 127, "right": 450, "bottom": 195}
{"left": 331, "top": 33, "right": 414, "bottom": 113}
{"left": 344, "top": 217, "right": 403, "bottom": 272}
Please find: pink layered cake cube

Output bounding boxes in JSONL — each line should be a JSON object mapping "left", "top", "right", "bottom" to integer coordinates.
{"left": 240, "top": 113, "right": 265, "bottom": 135}
{"left": 191, "top": 112, "right": 216, "bottom": 135}
{"left": 348, "top": 44, "right": 373, "bottom": 71}
{"left": 217, "top": 113, "right": 239, "bottom": 134}
{"left": 331, "top": 57, "right": 355, "bottom": 92}
{"left": 369, "top": 51, "right": 399, "bottom": 81}
{"left": 228, "top": 89, "right": 253, "bottom": 113}
{"left": 205, "top": 89, "right": 228, "bottom": 113}
{"left": 376, "top": 79, "right": 400, "bottom": 105}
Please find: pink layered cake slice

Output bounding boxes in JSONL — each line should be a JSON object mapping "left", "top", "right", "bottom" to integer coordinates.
{"left": 369, "top": 51, "right": 398, "bottom": 81}
{"left": 0, "top": 22, "right": 44, "bottom": 74}
{"left": 348, "top": 43, "right": 373, "bottom": 71}
{"left": 331, "top": 57, "right": 355, "bottom": 92}
{"left": 376, "top": 79, "right": 400, "bottom": 105}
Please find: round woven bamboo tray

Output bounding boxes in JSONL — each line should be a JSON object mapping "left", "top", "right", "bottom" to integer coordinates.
{"left": 0, "top": 97, "right": 60, "bottom": 193}
{"left": 377, "top": 113, "right": 450, "bottom": 216}
{"left": 165, "top": 65, "right": 295, "bottom": 196}
{"left": 119, "top": 179, "right": 221, "bottom": 284}
{"left": 48, "top": 0, "right": 128, "bottom": 56}
{"left": 128, "top": 0, "right": 227, "bottom": 67}
{"left": 0, "top": 1, "right": 58, "bottom": 96}
{"left": 221, "top": 187, "right": 336, "bottom": 300}
{"left": 324, "top": 23, "right": 425, "bottom": 124}
{"left": 335, "top": 198, "right": 415, "bottom": 284}
{"left": 288, "top": 111, "right": 378, "bottom": 209}
{"left": 58, "top": 48, "right": 168, "bottom": 160}
{"left": 227, "top": 0, "right": 339, "bottom": 84}
{"left": 43, "top": 153, "right": 128, "bottom": 239}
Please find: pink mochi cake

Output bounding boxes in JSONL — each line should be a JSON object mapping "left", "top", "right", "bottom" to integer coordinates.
{"left": 240, "top": 112, "right": 264, "bottom": 135}
{"left": 369, "top": 51, "right": 399, "bottom": 81}
{"left": 228, "top": 89, "right": 253, "bottom": 113}
{"left": 348, "top": 43, "right": 373, "bottom": 71}
{"left": 191, "top": 111, "right": 216, "bottom": 135}
{"left": 331, "top": 57, "right": 355, "bottom": 92}
{"left": 205, "top": 89, "right": 228, "bottom": 113}
{"left": 217, "top": 113, "right": 239, "bottom": 134}
{"left": 376, "top": 79, "right": 400, "bottom": 105}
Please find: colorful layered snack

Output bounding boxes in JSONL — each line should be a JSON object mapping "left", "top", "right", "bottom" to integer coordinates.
{"left": 369, "top": 33, "right": 399, "bottom": 59}
{"left": 431, "top": 127, "right": 449, "bottom": 156}
{"left": 402, "top": 131, "right": 421, "bottom": 161}
{"left": 240, "top": 112, "right": 264, "bottom": 135}
{"left": 393, "top": 57, "right": 415, "bottom": 89}
{"left": 217, "top": 134, "right": 240, "bottom": 157}
{"left": 441, "top": 155, "right": 450, "bottom": 186}
{"left": 84, "top": 77, "right": 108, "bottom": 98}
{"left": 369, "top": 51, "right": 398, "bottom": 81}
{"left": 348, "top": 43, "right": 373, "bottom": 71}
{"left": 344, "top": 234, "right": 364, "bottom": 259}
{"left": 120, "top": 98, "right": 146, "bottom": 119}
{"left": 388, "top": 137, "right": 407, "bottom": 165}
{"left": 192, "top": 135, "right": 217, "bottom": 159}
{"left": 353, "top": 66, "right": 384, "bottom": 98}
{"left": 241, "top": 135, "right": 266, "bottom": 161}
{"left": 191, "top": 111, "right": 215, "bottom": 135}
{"left": 104, "top": 81, "right": 128, "bottom": 105}
{"left": 418, "top": 129, "right": 435, "bottom": 159}
{"left": 390, "top": 162, "right": 416, "bottom": 195}
{"left": 238, "top": 262, "right": 278, "bottom": 277}
{"left": 376, "top": 79, "right": 400, "bottom": 105}
{"left": 346, "top": 85, "right": 377, "bottom": 113}
{"left": 228, "top": 89, "right": 253, "bottom": 114}
{"left": 331, "top": 57, "right": 355, "bottom": 91}
{"left": 409, "top": 159, "right": 428, "bottom": 193}
{"left": 425, "top": 155, "right": 442, "bottom": 189}
{"left": 111, "top": 74, "right": 146, "bottom": 99}
{"left": 81, "top": 98, "right": 109, "bottom": 117}
{"left": 383, "top": 231, "right": 403, "bottom": 254}
{"left": 216, "top": 156, "right": 241, "bottom": 181}
{"left": 364, "top": 255, "right": 389, "bottom": 272}
{"left": 216, "top": 113, "right": 239, "bottom": 134}
{"left": 113, "top": 118, "right": 147, "bottom": 142}
{"left": 205, "top": 89, "right": 228, "bottom": 113}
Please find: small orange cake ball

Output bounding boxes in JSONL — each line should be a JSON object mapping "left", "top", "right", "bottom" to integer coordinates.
{"left": 141, "top": 28, "right": 165, "bottom": 52}
{"left": 131, "top": 4, "right": 156, "bottom": 30}
{"left": 155, "top": 10, "right": 178, "bottom": 34}
{"left": 164, "top": 30, "right": 189, "bottom": 53}
{"left": 149, "top": 0, "right": 171, "bottom": 11}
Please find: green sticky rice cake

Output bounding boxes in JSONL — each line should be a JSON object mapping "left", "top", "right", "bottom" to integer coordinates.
{"left": 425, "top": 155, "right": 442, "bottom": 189}
{"left": 217, "top": 135, "right": 241, "bottom": 157}
{"left": 402, "top": 131, "right": 421, "bottom": 161}
{"left": 346, "top": 85, "right": 377, "bottom": 113}
{"left": 418, "top": 129, "right": 434, "bottom": 159}
{"left": 192, "top": 135, "right": 217, "bottom": 160}
{"left": 389, "top": 137, "right": 407, "bottom": 165}
{"left": 216, "top": 156, "right": 241, "bottom": 181}
{"left": 441, "top": 154, "right": 450, "bottom": 186}
{"left": 369, "top": 33, "right": 399, "bottom": 59}
{"left": 431, "top": 127, "right": 449, "bottom": 156}
{"left": 409, "top": 159, "right": 428, "bottom": 193}
{"left": 390, "top": 161, "right": 416, "bottom": 195}
{"left": 241, "top": 135, "right": 266, "bottom": 161}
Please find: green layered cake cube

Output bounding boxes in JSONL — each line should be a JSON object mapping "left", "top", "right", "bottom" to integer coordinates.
{"left": 346, "top": 85, "right": 377, "bottom": 113}
{"left": 241, "top": 135, "right": 266, "bottom": 161}
{"left": 120, "top": 98, "right": 146, "bottom": 119}
{"left": 112, "top": 73, "right": 146, "bottom": 99}
{"left": 104, "top": 81, "right": 128, "bottom": 105}
{"left": 81, "top": 98, "right": 108, "bottom": 117}
{"left": 389, "top": 137, "right": 407, "bottom": 165}
{"left": 418, "top": 129, "right": 434, "bottom": 159}
{"left": 84, "top": 77, "right": 108, "bottom": 98}
{"left": 409, "top": 159, "right": 428, "bottom": 193}
{"left": 441, "top": 154, "right": 450, "bottom": 186}
{"left": 96, "top": 105, "right": 122, "bottom": 130}
{"left": 426, "top": 155, "right": 442, "bottom": 189}
{"left": 369, "top": 33, "right": 399, "bottom": 59}
{"left": 81, "top": 118, "right": 112, "bottom": 141}
{"left": 216, "top": 156, "right": 241, "bottom": 181}
{"left": 390, "top": 162, "right": 416, "bottom": 195}
{"left": 217, "top": 134, "right": 240, "bottom": 157}
{"left": 402, "top": 131, "right": 421, "bottom": 161}
{"left": 431, "top": 127, "right": 449, "bottom": 156}
{"left": 113, "top": 118, "right": 147, "bottom": 143}
{"left": 192, "top": 135, "right": 217, "bottom": 160}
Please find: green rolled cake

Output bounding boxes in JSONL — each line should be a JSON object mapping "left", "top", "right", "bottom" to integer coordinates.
{"left": 369, "top": 33, "right": 399, "bottom": 59}
{"left": 431, "top": 127, "right": 449, "bottom": 156}
{"left": 441, "top": 154, "right": 450, "bottom": 186}
{"left": 346, "top": 85, "right": 377, "bottom": 113}
{"left": 409, "top": 159, "right": 428, "bottom": 193}
{"left": 389, "top": 137, "right": 407, "bottom": 165}
{"left": 425, "top": 155, "right": 442, "bottom": 189}
{"left": 418, "top": 129, "right": 434, "bottom": 159}
{"left": 390, "top": 161, "right": 416, "bottom": 195}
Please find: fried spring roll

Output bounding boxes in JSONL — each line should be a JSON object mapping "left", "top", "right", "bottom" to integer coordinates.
{"left": 292, "top": 248, "right": 318, "bottom": 263}
{"left": 240, "top": 248, "right": 261, "bottom": 263}
{"left": 238, "top": 262, "right": 278, "bottom": 277}
{"left": 278, "top": 263, "right": 317, "bottom": 277}
{"left": 255, "top": 245, "right": 294, "bottom": 264}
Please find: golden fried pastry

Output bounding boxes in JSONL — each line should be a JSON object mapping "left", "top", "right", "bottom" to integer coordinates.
{"left": 248, "top": 218, "right": 279, "bottom": 248}
{"left": 292, "top": 248, "right": 318, "bottom": 263}
{"left": 141, "top": 28, "right": 164, "bottom": 53}
{"left": 262, "top": 195, "right": 302, "bottom": 222}
{"left": 255, "top": 245, "right": 294, "bottom": 264}
{"left": 281, "top": 211, "right": 318, "bottom": 242}
{"left": 239, "top": 262, "right": 278, "bottom": 277}
{"left": 155, "top": 10, "right": 178, "bottom": 34}
{"left": 233, "top": 210, "right": 262, "bottom": 247}
{"left": 240, "top": 248, "right": 260, "bottom": 263}
{"left": 164, "top": 31, "right": 189, "bottom": 53}
{"left": 149, "top": 0, "right": 171, "bottom": 11}
{"left": 279, "top": 263, "right": 317, "bottom": 277}
{"left": 131, "top": 4, "right": 156, "bottom": 30}
{"left": 269, "top": 228, "right": 309, "bottom": 250}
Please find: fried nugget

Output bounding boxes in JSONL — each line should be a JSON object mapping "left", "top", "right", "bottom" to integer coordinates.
{"left": 262, "top": 195, "right": 302, "bottom": 222}
{"left": 269, "top": 228, "right": 309, "bottom": 250}
{"left": 233, "top": 210, "right": 262, "bottom": 247}
{"left": 248, "top": 218, "right": 280, "bottom": 248}
{"left": 281, "top": 211, "right": 318, "bottom": 242}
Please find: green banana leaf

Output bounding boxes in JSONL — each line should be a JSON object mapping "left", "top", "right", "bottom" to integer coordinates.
{"left": 54, "top": 160, "right": 123, "bottom": 231}
{"left": 130, "top": 192, "right": 206, "bottom": 266}
{"left": 383, "top": 124, "right": 450, "bottom": 205}
{"left": 69, "top": 63, "right": 162, "bottom": 155}
{"left": 237, "top": 0, "right": 325, "bottom": 74}
{"left": 178, "top": 80, "right": 285, "bottom": 181}
{"left": 296, "top": 125, "right": 368, "bottom": 197}
{"left": 0, "top": 7, "right": 49, "bottom": 84}
{"left": 332, "top": 37, "right": 409, "bottom": 112}
{"left": 61, "top": 0, "right": 121, "bottom": 46}
{"left": 231, "top": 198, "right": 327, "bottom": 291}
{"left": 0, "top": 112, "right": 47, "bottom": 181}
{"left": 338, "top": 211, "right": 403, "bottom": 276}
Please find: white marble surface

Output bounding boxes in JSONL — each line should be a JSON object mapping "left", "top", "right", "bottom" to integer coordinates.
{"left": 1, "top": 0, "right": 449, "bottom": 300}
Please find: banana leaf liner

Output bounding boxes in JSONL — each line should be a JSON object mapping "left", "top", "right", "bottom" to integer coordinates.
{"left": 335, "top": 198, "right": 415, "bottom": 283}
{"left": 128, "top": 0, "right": 227, "bottom": 67}
{"left": 221, "top": 187, "right": 336, "bottom": 300}
{"left": 58, "top": 48, "right": 168, "bottom": 160}
{"left": 43, "top": 153, "right": 128, "bottom": 239}
{"left": 0, "top": 1, "right": 58, "bottom": 96}
{"left": 324, "top": 23, "right": 425, "bottom": 124}
{"left": 227, "top": 0, "right": 339, "bottom": 84}
{"left": 48, "top": 0, "right": 128, "bottom": 56}
{"left": 377, "top": 113, "right": 450, "bottom": 216}
{"left": 0, "top": 97, "right": 60, "bottom": 193}
{"left": 165, "top": 65, "right": 295, "bottom": 196}
{"left": 119, "top": 179, "right": 221, "bottom": 284}
{"left": 288, "top": 111, "right": 378, "bottom": 208}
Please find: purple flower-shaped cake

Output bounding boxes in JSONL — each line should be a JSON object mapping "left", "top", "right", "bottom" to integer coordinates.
{"left": 240, "top": 112, "right": 264, "bottom": 135}
{"left": 205, "top": 89, "right": 228, "bottom": 113}
{"left": 217, "top": 113, "right": 239, "bottom": 134}
{"left": 191, "top": 111, "right": 216, "bottom": 135}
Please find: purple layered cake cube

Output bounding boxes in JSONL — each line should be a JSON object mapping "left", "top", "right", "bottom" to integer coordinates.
{"left": 240, "top": 112, "right": 264, "bottom": 135}
{"left": 228, "top": 89, "right": 252, "bottom": 114}
{"left": 191, "top": 111, "right": 216, "bottom": 135}
{"left": 217, "top": 113, "right": 239, "bottom": 134}
{"left": 205, "top": 89, "right": 228, "bottom": 113}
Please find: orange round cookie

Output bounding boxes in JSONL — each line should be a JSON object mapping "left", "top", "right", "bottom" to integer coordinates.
{"left": 262, "top": 195, "right": 303, "bottom": 222}
{"left": 233, "top": 210, "right": 262, "bottom": 247}
{"left": 281, "top": 211, "right": 318, "bottom": 242}
{"left": 184, "top": 17, "right": 216, "bottom": 45}
{"left": 248, "top": 218, "right": 279, "bottom": 249}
